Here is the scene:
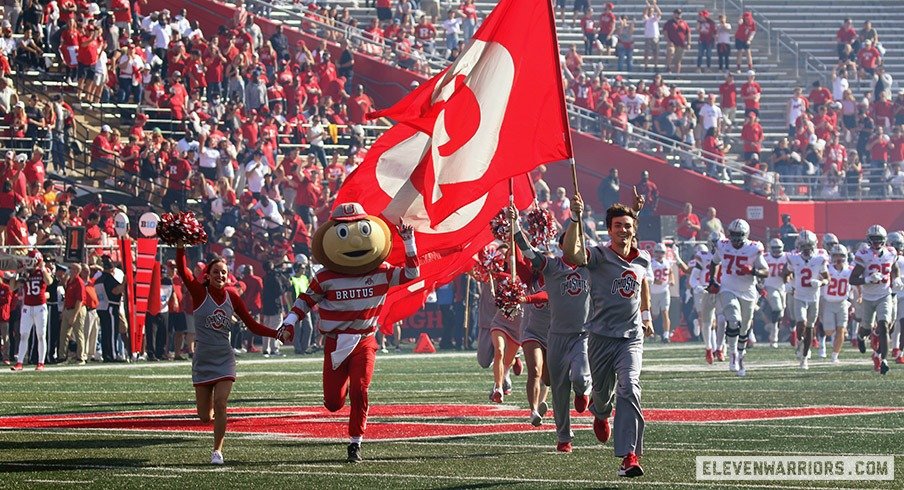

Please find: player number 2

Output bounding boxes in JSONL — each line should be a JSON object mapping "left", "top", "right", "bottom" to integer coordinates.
{"left": 799, "top": 268, "right": 812, "bottom": 288}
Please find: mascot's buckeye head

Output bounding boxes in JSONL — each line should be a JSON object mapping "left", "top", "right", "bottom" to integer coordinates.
{"left": 311, "top": 202, "right": 393, "bottom": 275}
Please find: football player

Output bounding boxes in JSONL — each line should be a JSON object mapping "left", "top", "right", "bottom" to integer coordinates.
{"left": 822, "top": 244, "right": 852, "bottom": 364}
{"left": 763, "top": 238, "right": 788, "bottom": 348}
{"left": 850, "top": 225, "right": 898, "bottom": 375}
{"left": 783, "top": 230, "right": 829, "bottom": 370}
{"left": 708, "top": 219, "right": 768, "bottom": 377}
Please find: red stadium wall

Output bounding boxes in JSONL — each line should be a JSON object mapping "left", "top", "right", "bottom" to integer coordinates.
{"left": 165, "top": 0, "right": 904, "bottom": 242}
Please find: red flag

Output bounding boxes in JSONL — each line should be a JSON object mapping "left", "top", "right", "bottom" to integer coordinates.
{"left": 367, "top": 0, "right": 571, "bottom": 226}
{"left": 337, "top": 122, "right": 536, "bottom": 329}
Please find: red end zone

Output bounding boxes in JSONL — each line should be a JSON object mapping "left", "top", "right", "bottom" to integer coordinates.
{"left": 0, "top": 405, "right": 900, "bottom": 441}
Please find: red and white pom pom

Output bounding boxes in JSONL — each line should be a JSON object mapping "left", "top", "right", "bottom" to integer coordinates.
{"left": 157, "top": 212, "right": 209, "bottom": 246}
{"left": 490, "top": 209, "right": 511, "bottom": 242}
{"left": 494, "top": 276, "right": 526, "bottom": 319}
{"left": 472, "top": 245, "right": 505, "bottom": 282}
{"left": 525, "top": 207, "right": 557, "bottom": 248}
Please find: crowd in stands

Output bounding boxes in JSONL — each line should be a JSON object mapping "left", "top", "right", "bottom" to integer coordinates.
{"left": 559, "top": 2, "right": 903, "bottom": 200}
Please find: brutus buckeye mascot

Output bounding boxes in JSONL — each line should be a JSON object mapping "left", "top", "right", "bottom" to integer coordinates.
{"left": 279, "top": 202, "right": 419, "bottom": 462}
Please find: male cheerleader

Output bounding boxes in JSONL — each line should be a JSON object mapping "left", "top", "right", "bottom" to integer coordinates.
{"left": 850, "top": 225, "right": 898, "bottom": 375}
{"left": 707, "top": 219, "right": 768, "bottom": 377}
{"left": 564, "top": 195, "right": 653, "bottom": 478}
{"left": 513, "top": 218, "right": 591, "bottom": 453}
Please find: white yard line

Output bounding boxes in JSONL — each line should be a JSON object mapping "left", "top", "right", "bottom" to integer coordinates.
{"left": 25, "top": 479, "right": 95, "bottom": 484}
{"left": 3, "top": 462, "right": 852, "bottom": 490}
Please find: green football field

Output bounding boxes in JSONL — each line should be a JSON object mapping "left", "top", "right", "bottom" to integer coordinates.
{"left": 1, "top": 343, "right": 902, "bottom": 489}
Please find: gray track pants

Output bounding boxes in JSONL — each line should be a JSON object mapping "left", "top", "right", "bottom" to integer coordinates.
{"left": 547, "top": 331, "right": 592, "bottom": 443}
{"left": 587, "top": 333, "right": 645, "bottom": 457}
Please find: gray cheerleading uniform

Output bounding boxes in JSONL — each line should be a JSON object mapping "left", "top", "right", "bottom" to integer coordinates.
{"left": 476, "top": 281, "right": 498, "bottom": 369}
{"left": 542, "top": 257, "right": 593, "bottom": 444}
{"left": 520, "top": 279, "right": 551, "bottom": 348}
{"left": 490, "top": 308, "right": 523, "bottom": 345}
{"left": 584, "top": 245, "right": 651, "bottom": 458}
{"left": 192, "top": 293, "right": 238, "bottom": 386}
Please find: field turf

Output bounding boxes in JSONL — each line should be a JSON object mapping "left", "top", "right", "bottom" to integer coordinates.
{"left": 0, "top": 343, "right": 902, "bottom": 489}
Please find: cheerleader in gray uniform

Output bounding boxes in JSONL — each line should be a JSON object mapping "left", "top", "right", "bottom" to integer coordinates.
{"left": 520, "top": 276, "right": 551, "bottom": 427}
{"left": 175, "top": 245, "right": 290, "bottom": 465}
{"left": 487, "top": 245, "right": 532, "bottom": 404}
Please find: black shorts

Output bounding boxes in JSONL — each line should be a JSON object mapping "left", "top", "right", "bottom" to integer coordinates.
{"left": 735, "top": 39, "right": 750, "bottom": 50}
{"left": 77, "top": 63, "right": 96, "bottom": 80}
{"left": 376, "top": 6, "right": 392, "bottom": 20}
{"left": 629, "top": 115, "right": 647, "bottom": 126}
{"left": 843, "top": 114, "right": 857, "bottom": 129}
{"left": 598, "top": 34, "right": 614, "bottom": 47}
{"left": 744, "top": 107, "right": 760, "bottom": 117}
{"left": 199, "top": 166, "right": 217, "bottom": 180}
{"left": 170, "top": 312, "right": 187, "bottom": 333}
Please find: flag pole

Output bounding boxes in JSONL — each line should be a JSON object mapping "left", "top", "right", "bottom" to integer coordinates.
{"left": 509, "top": 178, "right": 516, "bottom": 277}
{"left": 545, "top": 0, "right": 584, "bottom": 246}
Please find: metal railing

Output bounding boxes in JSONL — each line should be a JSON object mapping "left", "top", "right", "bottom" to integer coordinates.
{"left": 242, "top": 0, "right": 451, "bottom": 74}
{"left": 727, "top": 0, "right": 828, "bottom": 84}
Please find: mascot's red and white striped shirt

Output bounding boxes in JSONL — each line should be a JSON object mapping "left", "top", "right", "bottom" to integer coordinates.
{"left": 287, "top": 239, "right": 419, "bottom": 334}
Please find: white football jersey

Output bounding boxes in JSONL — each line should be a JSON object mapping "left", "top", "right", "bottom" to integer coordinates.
{"left": 786, "top": 253, "right": 828, "bottom": 302}
{"left": 694, "top": 250, "right": 719, "bottom": 285}
{"left": 854, "top": 246, "right": 898, "bottom": 301}
{"left": 711, "top": 239, "right": 766, "bottom": 301}
{"left": 764, "top": 253, "right": 788, "bottom": 291}
{"left": 650, "top": 258, "right": 672, "bottom": 294}
{"left": 823, "top": 264, "right": 852, "bottom": 303}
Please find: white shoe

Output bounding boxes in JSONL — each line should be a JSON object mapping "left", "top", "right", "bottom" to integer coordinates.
{"left": 818, "top": 346, "right": 826, "bottom": 358}
{"left": 831, "top": 354, "right": 840, "bottom": 364}
{"left": 799, "top": 358, "right": 809, "bottom": 370}
{"left": 530, "top": 410, "right": 542, "bottom": 427}
{"left": 736, "top": 353, "right": 746, "bottom": 377}
{"left": 380, "top": 347, "right": 389, "bottom": 354}
{"left": 770, "top": 342, "right": 779, "bottom": 348}
{"left": 211, "top": 450, "right": 224, "bottom": 465}
{"left": 728, "top": 351, "right": 738, "bottom": 372}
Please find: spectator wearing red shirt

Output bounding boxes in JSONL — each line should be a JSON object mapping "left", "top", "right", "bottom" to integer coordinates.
{"left": 162, "top": 151, "right": 193, "bottom": 211}
{"left": 741, "top": 112, "right": 764, "bottom": 161}
{"left": 23, "top": 149, "right": 45, "bottom": 187}
{"left": 4, "top": 206, "right": 28, "bottom": 246}
{"left": 867, "top": 127, "right": 890, "bottom": 166}
{"left": 414, "top": 16, "right": 437, "bottom": 55}
{"left": 76, "top": 24, "right": 102, "bottom": 102}
{"left": 579, "top": 8, "right": 597, "bottom": 56}
{"left": 167, "top": 72, "right": 189, "bottom": 121}
{"left": 663, "top": 9, "right": 690, "bottom": 73}
{"left": 292, "top": 163, "right": 322, "bottom": 226}
{"left": 734, "top": 12, "right": 756, "bottom": 72}
{"left": 676, "top": 202, "right": 701, "bottom": 240}
{"left": 741, "top": 70, "right": 761, "bottom": 116}
{"left": 872, "top": 92, "right": 894, "bottom": 129}
{"left": 91, "top": 125, "right": 116, "bottom": 178}
{"left": 836, "top": 18, "right": 857, "bottom": 62}
{"left": 61, "top": 264, "right": 87, "bottom": 363}
{"left": 824, "top": 133, "right": 847, "bottom": 173}
{"left": 348, "top": 85, "right": 374, "bottom": 126}
{"left": 808, "top": 80, "right": 833, "bottom": 107}
{"left": 598, "top": 3, "right": 616, "bottom": 55}
{"left": 719, "top": 72, "right": 737, "bottom": 126}
{"left": 890, "top": 126, "right": 904, "bottom": 167}
{"left": 812, "top": 105, "right": 835, "bottom": 142}
{"left": 857, "top": 40, "right": 881, "bottom": 77}
{"left": 696, "top": 10, "right": 716, "bottom": 71}
{"left": 110, "top": 0, "right": 132, "bottom": 36}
